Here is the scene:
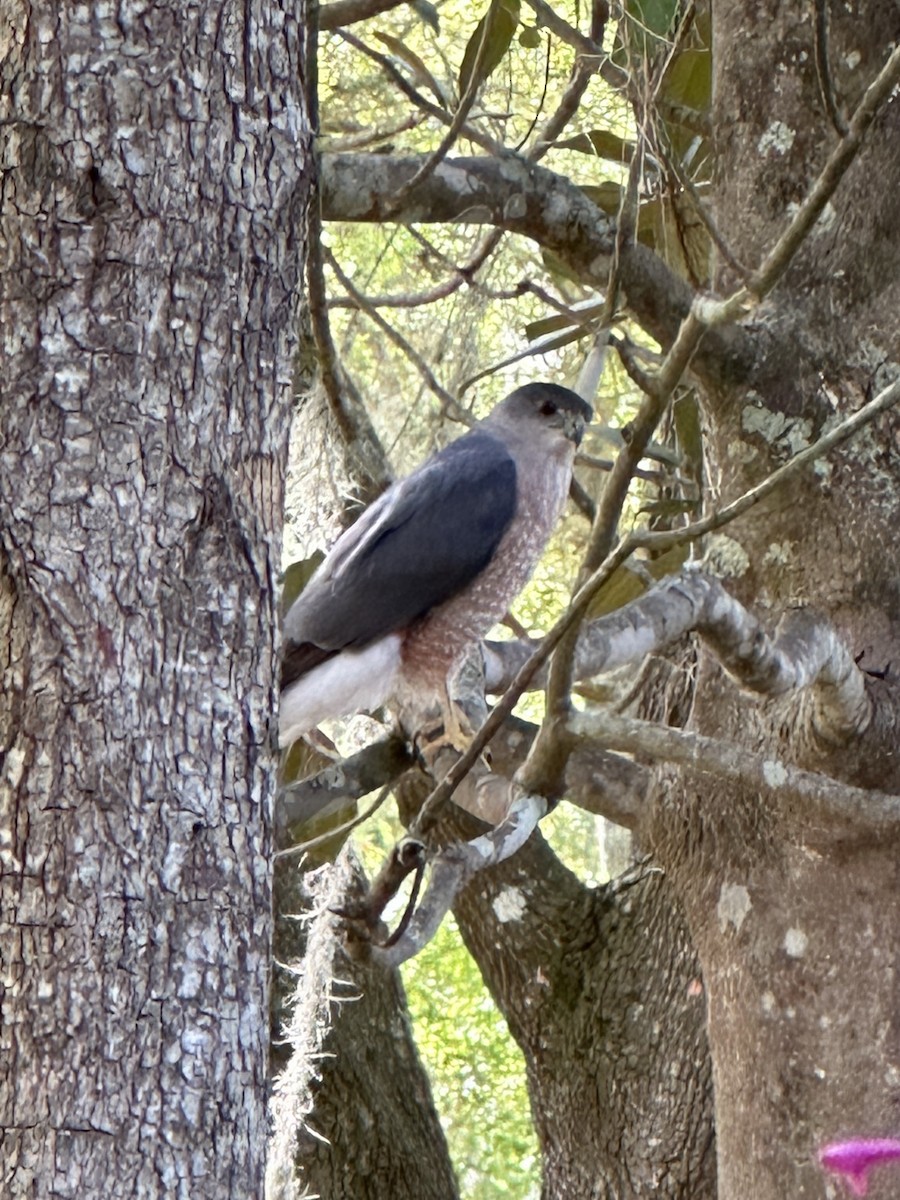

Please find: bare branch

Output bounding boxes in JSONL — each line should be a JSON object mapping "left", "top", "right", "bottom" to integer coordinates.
{"left": 520, "top": 0, "right": 603, "bottom": 58}
{"left": 695, "top": 41, "right": 900, "bottom": 327}
{"left": 276, "top": 718, "right": 646, "bottom": 831}
{"left": 519, "top": 0, "right": 628, "bottom": 96}
{"left": 277, "top": 736, "right": 413, "bottom": 833}
{"left": 321, "top": 151, "right": 758, "bottom": 388}
{"left": 334, "top": 30, "right": 506, "bottom": 157}
{"left": 324, "top": 247, "right": 468, "bottom": 421}
{"left": 628, "top": 374, "right": 900, "bottom": 556}
{"left": 485, "top": 569, "right": 872, "bottom": 745}
{"left": 371, "top": 792, "right": 548, "bottom": 967}
{"left": 569, "top": 709, "right": 900, "bottom": 840}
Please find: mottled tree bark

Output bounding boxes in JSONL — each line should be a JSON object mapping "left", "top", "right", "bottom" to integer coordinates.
{"left": 453, "top": 834, "right": 715, "bottom": 1200}
{"left": 0, "top": 3, "right": 308, "bottom": 1197}
{"left": 645, "top": 5, "right": 900, "bottom": 1199}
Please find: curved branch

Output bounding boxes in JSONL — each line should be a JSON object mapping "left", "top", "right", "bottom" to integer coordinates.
{"left": 371, "top": 791, "right": 548, "bottom": 967}
{"left": 485, "top": 569, "right": 872, "bottom": 748}
{"left": 320, "top": 152, "right": 758, "bottom": 389}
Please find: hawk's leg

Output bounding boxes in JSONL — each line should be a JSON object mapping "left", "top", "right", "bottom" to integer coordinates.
{"left": 415, "top": 683, "right": 477, "bottom": 757}
{"left": 413, "top": 686, "right": 493, "bottom": 779}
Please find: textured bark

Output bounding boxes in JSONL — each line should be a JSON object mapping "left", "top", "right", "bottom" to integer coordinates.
{"left": 448, "top": 816, "right": 715, "bottom": 1200}
{"left": 0, "top": 3, "right": 308, "bottom": 1197}
{"left": 643, "top": 5, "right": 900, "bottom": 1199}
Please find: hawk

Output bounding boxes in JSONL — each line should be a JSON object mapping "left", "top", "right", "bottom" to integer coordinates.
{"left": 279, "top": 382, "right": 592, "bottom": 746}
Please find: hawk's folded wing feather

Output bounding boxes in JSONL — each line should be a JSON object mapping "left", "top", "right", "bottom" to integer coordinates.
{"left": 281, "top": 430, "right": 517, "bottom": 689}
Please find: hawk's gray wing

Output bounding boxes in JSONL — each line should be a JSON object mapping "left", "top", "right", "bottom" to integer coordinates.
{"left": 282, "top": 429, "right": 517, "bottom": 688}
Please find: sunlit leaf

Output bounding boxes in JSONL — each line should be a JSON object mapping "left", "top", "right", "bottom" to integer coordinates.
{"left": 458, "top": 0, "right": 521, "bottom": 99}
{"left": 554, "top": 129, "right": 635, "bottom": 163}
{"left": 586, "top": 544, "right": 689, "bottom": 619}
{"left": 673, "top": 390, "right": 703, "bottom": 472}
{"left": 280, "top": 552, "right": 324, "bottom": 614}
{"left": 524, "top": 299, "right": 606, "bottom": 342}
{"left": 373, "top": 31, "right": 448, "bottom": 106}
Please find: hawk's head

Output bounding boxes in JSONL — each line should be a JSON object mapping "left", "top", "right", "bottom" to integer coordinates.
{"left": 485, "top": 382, "right": 593, "bottom": 450}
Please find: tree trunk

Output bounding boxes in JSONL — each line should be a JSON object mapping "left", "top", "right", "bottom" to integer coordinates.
{"left": 453, "top": 834, "right": 715, "bottom": 1200}
{"left": 0, "top": 4, "right": 308, "bottom": 1196}
{"left": 645, "top": 4, "right": 900, "bottom": 1198}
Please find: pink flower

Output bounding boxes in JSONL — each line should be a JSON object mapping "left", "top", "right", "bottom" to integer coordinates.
{"left": 819, "top": 1139, "right": 900, "bottom": 1196}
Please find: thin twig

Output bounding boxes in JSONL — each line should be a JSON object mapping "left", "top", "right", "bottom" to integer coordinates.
{"left": 275, "top": 786, "right": 392, "bottom": 859}
{"left": 335, "top": 28, "right": 506, "bottom": 157}
{"left": 630, "top": 374, "right": 900, "bottom": 557}
{"left": 523, "top": 134, "right": 646, "bottom": 792}
{"left": 513, "top": 33, "right": 553, "bottom": 153}
{"left": 325, "top": 247, "right": 467, "bottom": 421}
{"left": 384, "top": 0, "right": 498, "bottom": 216}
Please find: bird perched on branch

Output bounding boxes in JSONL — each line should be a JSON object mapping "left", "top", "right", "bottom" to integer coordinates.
{"left": 279, "top": 382, "right": 592, "bottom": 747}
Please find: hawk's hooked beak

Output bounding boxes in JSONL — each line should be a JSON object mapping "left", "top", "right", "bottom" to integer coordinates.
{"left": 563, "top": 409, "right": 589, "bottom": 447}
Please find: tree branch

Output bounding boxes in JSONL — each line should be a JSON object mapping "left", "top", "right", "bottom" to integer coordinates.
{"left": 371, "top": 791, "right": 548, "bottom": 967}
{"left": 319, "top": 0, "right": 419, "bottom": 32}
{"left": 276, "top": 720, "right": 647, "bottom": 832}
{"left": 325, "top": 247, "right": 467, "bottom": 420}
{"left": 320, "top": 152, "right": 758, "bottom": 388}
{"left": 569, "top": 708, "right": 900, "bottom": 840}
{"left": 484, "top": 569, "right": 872, "bottom": 747}
{"left": 277, "top": 736, "right": 413, "bottom": 833}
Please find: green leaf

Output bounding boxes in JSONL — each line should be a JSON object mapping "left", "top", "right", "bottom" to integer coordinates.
{"left": 524, "top": 299, "right": 606, "bottom": 343}
{"left": 613, "top": 0, "right": 681, "bottom": 65}
{"left": 373, "top": 31, "right": 447, "bottom": 107}
{"left": 578, "top": 181, "right": 627, "bottom": 215}
{"left": 554, "top": 129, "right": 635, "bottom": 164}
{"left": 280, "top": 553, "right": 323, "bottom": 614}
{"left": 518, "top": 24, "right": 541, "bottom": 49}
{"left": 585, "top": 544, "right": 688, "bottom": 619}
{"left": 661, "top": 47, "right": 711, "bottom": 114}
{"left": 458, "top": 0, "right": 520, "bottom": 99}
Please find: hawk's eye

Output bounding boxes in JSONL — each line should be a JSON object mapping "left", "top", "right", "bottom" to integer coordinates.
{"left": 539, "top": 401, "right": 558, "bottom": 416}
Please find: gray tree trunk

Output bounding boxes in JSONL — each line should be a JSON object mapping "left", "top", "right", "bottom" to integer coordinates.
{"left": 0, "top": 4, "right": 308, "bottom": 1196}
{"left": 647, "top": 4, "right": 900, "bottom": 1198}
